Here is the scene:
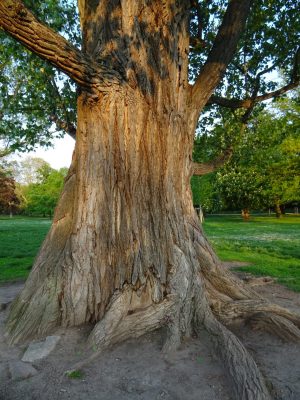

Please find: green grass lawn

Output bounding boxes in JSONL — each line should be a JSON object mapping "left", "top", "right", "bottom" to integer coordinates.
{"left": 0, "top": 217, "right": 51, "bottom": 282}
{"left": 203, "top": 214, "right": 300, "bottom": 291}
{"left": 0, "top": 215, "right": 299, "bottom": 292}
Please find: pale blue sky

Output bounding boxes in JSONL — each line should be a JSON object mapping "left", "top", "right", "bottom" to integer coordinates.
{"left": 16, "top": 135, "right": 75, "bottom": 170}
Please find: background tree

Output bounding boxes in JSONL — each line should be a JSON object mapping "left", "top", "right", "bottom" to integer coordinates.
{"left": 22, "top": 166, "right": 67, "bottom": 218}
{"left": 216, "top": 97, "right": 300, "bottom": 218}
{"left": 262, "top": 98, "right": 300, "bottom": 216}
{"left": 191, "top": 172, "right": 223, "bottom": 213}
{"left": 217, "top": 168, "right": 265, "bottom": 219}
{"left": 0, "top": 155, "right": 20, "bottom": 215}
{"left": 13, "top": 156, "right": 51, "bottom": 185}
{"left": 1, "top": 2, "right": 300, "bottom": 399}
{"left": 265, "top": 135, "right": 300, "bottom": 216}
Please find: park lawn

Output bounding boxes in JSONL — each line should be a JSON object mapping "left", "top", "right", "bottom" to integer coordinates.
{"left": 203, "top": 215, "right": 300, "bottom": 292}
{"left": 0, "top": 215, "right": 299, "bottom": 292}
{"left": 0, "top": 217, "right": 51, "bottom": 282}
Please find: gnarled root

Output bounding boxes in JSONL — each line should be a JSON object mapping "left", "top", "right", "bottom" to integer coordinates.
{"left": 75, "top": 240, "right": 300, "bottom": 400}
{"left": 5, "top": 274, "right": 61, "bottom": 345}
{"left": 190, "top": 226, "right": 300, "bottom": 397}
{"left": 211, "top": 298, "right": 300, "bottom": 340}
{"left": 195, "top": 286, "right": 272, "bottom": 400}
{"left": 69, "top": 285, "right": 176, "bottom": 371}
{"left": 77, "top": 241, "right": 295, "bottom": 400}
{"left": 247, "top": 312, "right": 300, "bottom": 342}
{"left": 88, "top": 287, "right": 175, "bottom": 349}
{"left": 203, "top": 313, "right": 272, "bottom": 400}
{"left": 196, "top": 266, "right": 300, "bottom": 397}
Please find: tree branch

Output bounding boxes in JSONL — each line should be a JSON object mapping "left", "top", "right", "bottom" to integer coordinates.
{"left": 49, "top": 114, "right": 76, "bottom": 140}
{"left": 192, "top": 161, "right": 217, "bottom": 176}
{"left": 193, "top": 148, "right": 232, "bottom": 176}
{"left": 207, "top": 79, "right": 300, "bottom": 110}
{"left": 0, "top": 0, "right": 119, "bottom": 91}
{"left": 190, "top": 0, "right": 252, "bottom": 116}
{"left": 292, "top": 47, "right": 300, "bottom": 82}
{"left": 232, "top": 62, "right": 255, "bottom": 85}
{"left": 189, "top": 0, "right": 206, "bottom": 51}
{"left": 47, "top": 77, "right": 77, "bottom": 140}
{"left": 256, "top": 61, "right": 281, "bottom": 79}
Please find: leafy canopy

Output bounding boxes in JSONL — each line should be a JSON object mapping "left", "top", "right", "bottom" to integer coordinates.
{"left": 0, "top": 0, "right": 79, "bottom": 151}
{"left": 216, "top": 96, "right": 300, "bottom": 211}
{"left": 0, "top": 0, "right": 299, "bottom": 151}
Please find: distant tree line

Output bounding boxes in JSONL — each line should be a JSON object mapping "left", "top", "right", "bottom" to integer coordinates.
{"left": 0, "top": 155, "right": 67, "bottom": 218}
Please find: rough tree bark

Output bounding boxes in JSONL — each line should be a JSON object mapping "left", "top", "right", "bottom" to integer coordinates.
{"left": 1, "top": 1, "right": 300, "bottom": 399}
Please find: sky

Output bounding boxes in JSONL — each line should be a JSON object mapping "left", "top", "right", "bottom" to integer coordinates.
{"left": 15, "top": 135, "right": 75, "bottom": 170}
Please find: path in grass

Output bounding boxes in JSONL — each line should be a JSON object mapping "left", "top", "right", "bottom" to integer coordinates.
{"left": 203, "top": 215, "right": 300, "bottom": 291}
{"left": 0, "top": 217, "right": 51, "bottom": 282}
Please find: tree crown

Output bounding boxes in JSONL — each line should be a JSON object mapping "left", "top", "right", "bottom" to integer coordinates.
{"left": 0, "top": 0, "right": 299, "bottom": 151}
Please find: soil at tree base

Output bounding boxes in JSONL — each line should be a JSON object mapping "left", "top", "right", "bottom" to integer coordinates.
{"left": 1, "top": 267, "right": 299, "bottom": 400}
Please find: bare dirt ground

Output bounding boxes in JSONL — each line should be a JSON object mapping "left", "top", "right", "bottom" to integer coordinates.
{"left": 0, "top": 264, "right": 300, "bottom": 400}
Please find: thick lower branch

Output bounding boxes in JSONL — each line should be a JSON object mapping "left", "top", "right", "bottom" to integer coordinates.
{"left": 190, "top": 0, "right": 252, "bottom": 117}
{"left": 0, "top": 0, "right": 121, "bottom": 91}
{"left": 192, "top": 148, "right": 232, "bottom": 176}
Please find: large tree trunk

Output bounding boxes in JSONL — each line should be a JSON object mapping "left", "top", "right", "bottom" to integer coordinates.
{"left": 7, "top": 90, "right": 300, "bottom": 400}
{"left": 3, "top": 2, "right": 300, "bottom": 399}
{"left": 7, "top": 65, "right": 198, "bottom": 342}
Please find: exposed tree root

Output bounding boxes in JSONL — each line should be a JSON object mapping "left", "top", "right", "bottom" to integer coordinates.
{"left": 189, "top": 228, "right": 300, "bottom": 398}
{"left": 192, "top": 277, "right": 272, "bottom": 400}
{"left": 69, "top": 286, "right": 176, "bottom": 372}
{"left": 247, "top": 312, "right": 300, "bottom": 342}
{"left": 242, "top": 276, "right": 274, "bottom": 287}
{"left": 191, "top": 224, "right": 261, "bottom": 301}
{"left": 88, "top": 288, "right": 175, "bottom": 349}
{"left": 76, "top": 277, "right": 276, "bottom": 400}
{"left": 205, "top": 277, "right": 300, "bottom": 344}
{"left": 211, "top": 298, "right": 300, "bottom": 331}
{"left": 5, "top": 275, "right": 61, "bottom": 345}
{"left": 202, "top": 263, "right": 260, "bottom": 300}
{"left": 199, "top": 308, "right": 272, "bottom": 400}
